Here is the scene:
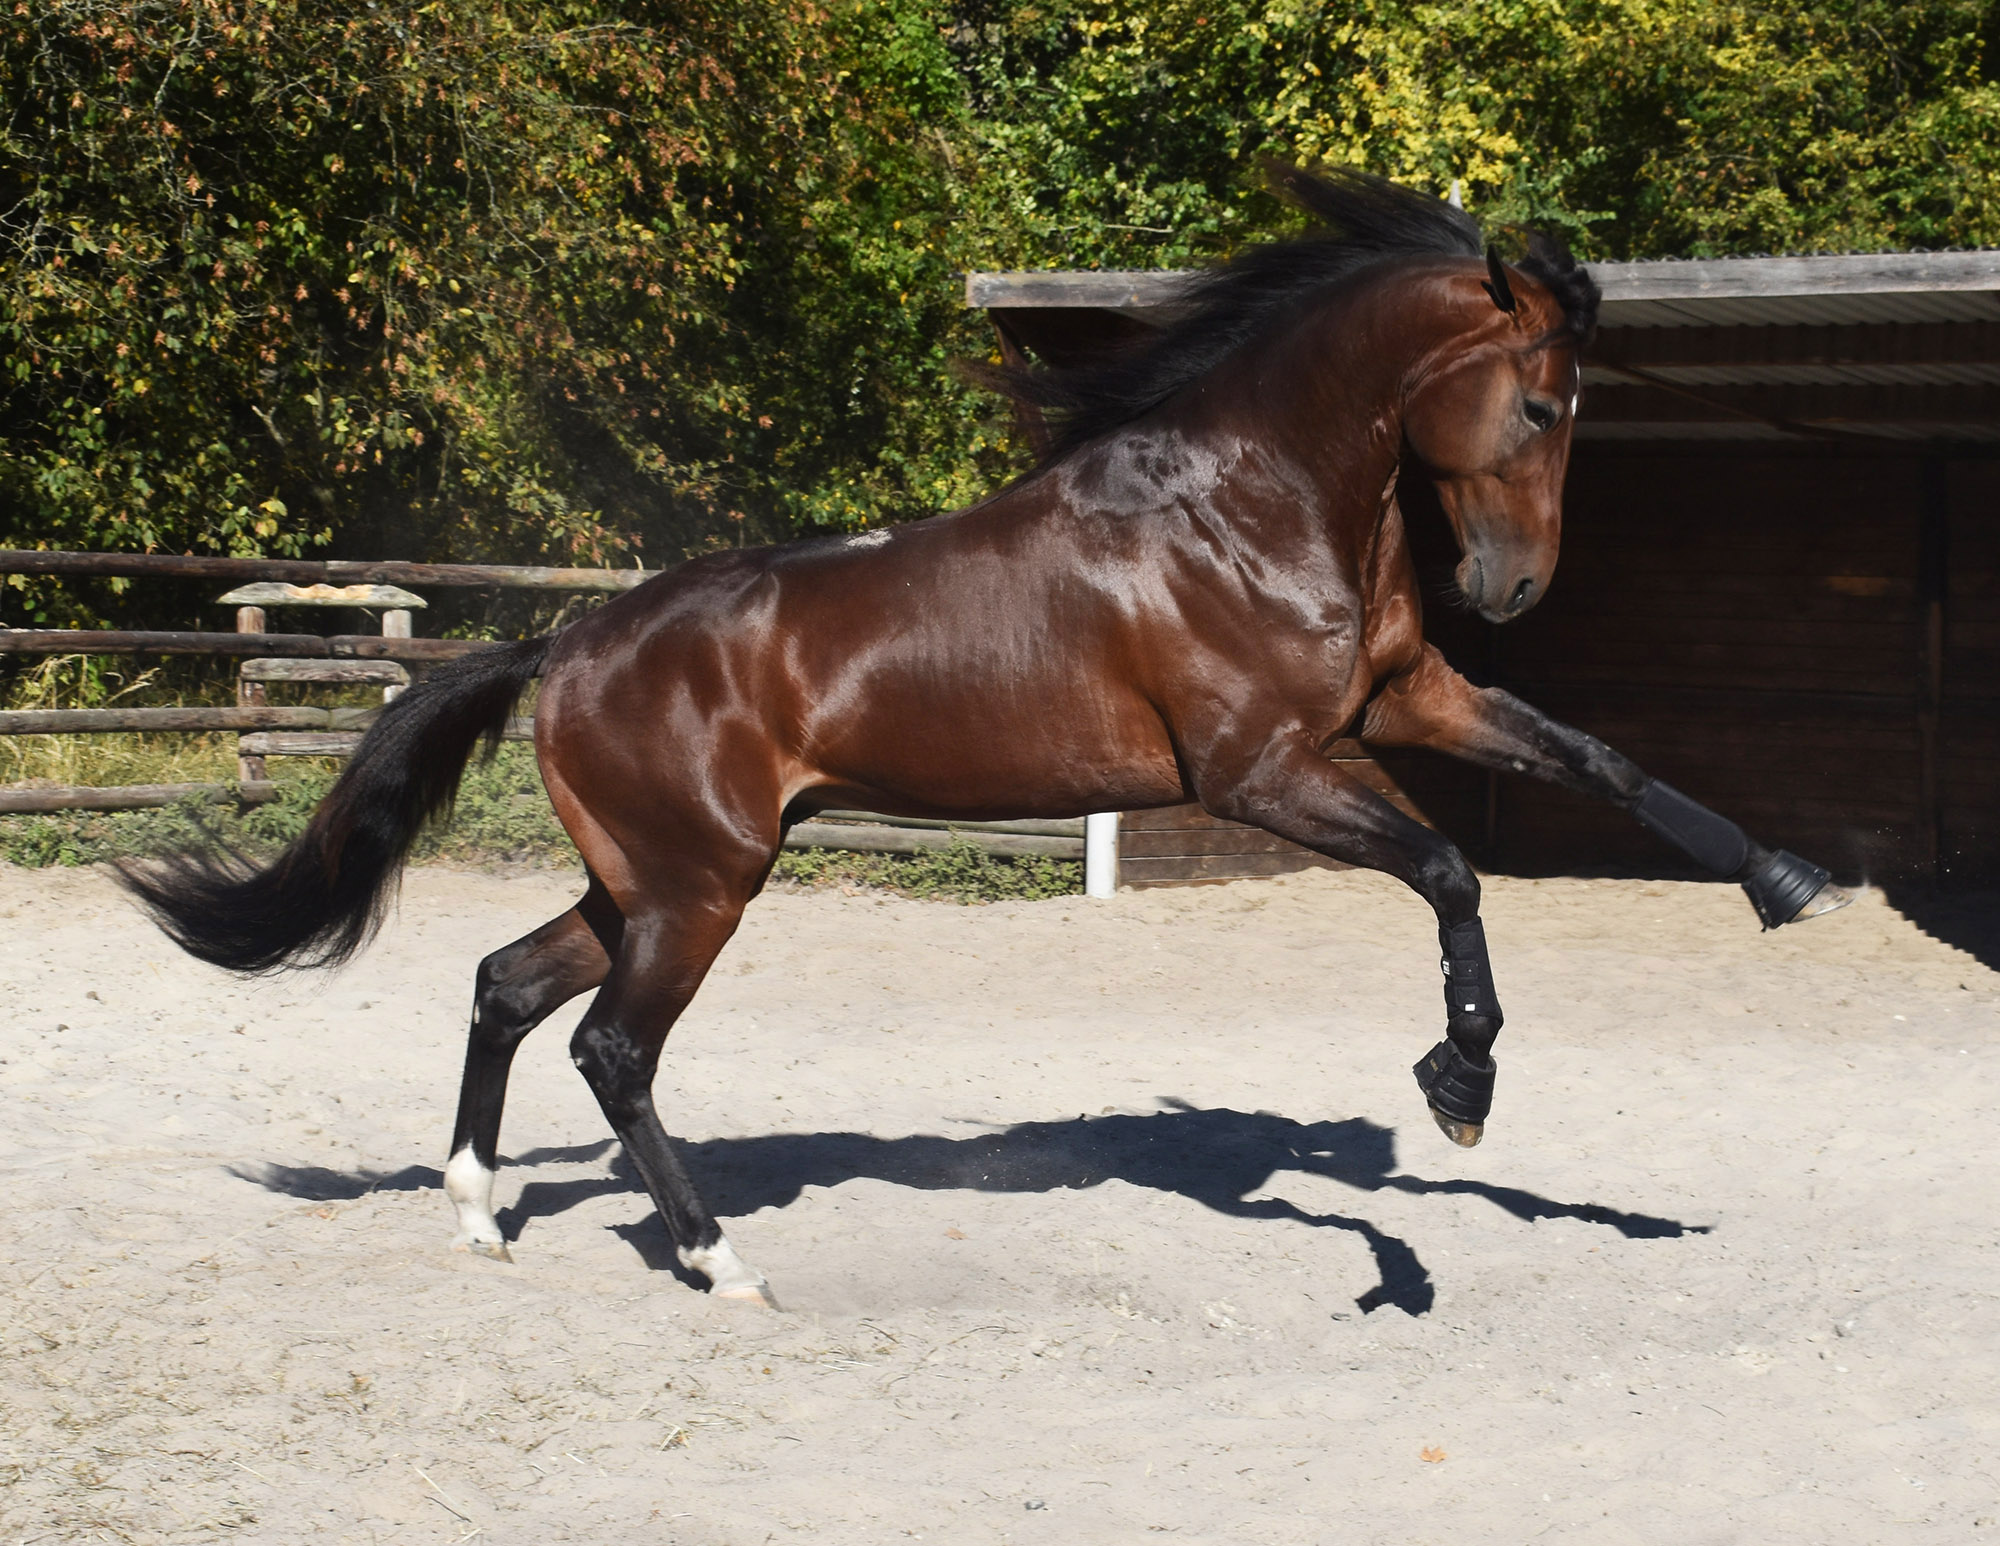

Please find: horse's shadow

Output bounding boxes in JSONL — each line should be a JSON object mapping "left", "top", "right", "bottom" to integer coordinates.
{"left": 233, "top": 1100, "right": 1707, "bottom": 1316}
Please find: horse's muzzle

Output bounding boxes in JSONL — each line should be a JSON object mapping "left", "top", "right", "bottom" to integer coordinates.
{"left": 1456, "top": 553, "right": 1544, "bottom": 623}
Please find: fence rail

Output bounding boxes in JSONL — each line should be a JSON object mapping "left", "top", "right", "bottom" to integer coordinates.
{"left": 0, "top": 781, "right": 277, "bottom": 814}
{"left": 0, "top": 629, "right": 490, "bottom": 661}
{"left": 0, "top": 549, "right": 649, "bottom": 590}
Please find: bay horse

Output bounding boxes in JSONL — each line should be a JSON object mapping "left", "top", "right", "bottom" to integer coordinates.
{"left": 123, "top": 168, "right": 1847, "bottom": 1307}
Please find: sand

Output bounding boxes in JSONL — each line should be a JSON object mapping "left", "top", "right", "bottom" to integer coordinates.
{"left": 1, "top": 860, "right": 1996, "bottom": 1544}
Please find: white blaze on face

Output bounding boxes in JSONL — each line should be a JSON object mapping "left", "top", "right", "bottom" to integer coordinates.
{"left": 444, "top": 1145, "right": 504, "bottom": 1252}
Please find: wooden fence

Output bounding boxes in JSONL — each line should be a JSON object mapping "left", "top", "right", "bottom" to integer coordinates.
{"left": 0, "top": 550, "right": 1094, "bottom": 871}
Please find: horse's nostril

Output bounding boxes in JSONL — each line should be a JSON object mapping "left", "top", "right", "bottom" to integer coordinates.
{"left": 1508, "top": 577, "right": 1536, "bottom": 612}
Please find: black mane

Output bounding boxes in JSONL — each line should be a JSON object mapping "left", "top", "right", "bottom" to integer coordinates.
{"left": 983, "top": 165, "right": 1599, "bottom": 463}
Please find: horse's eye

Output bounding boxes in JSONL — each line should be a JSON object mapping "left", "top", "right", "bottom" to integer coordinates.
{"left": 1523, "top": 398, "right": 1560, "bottom": 433}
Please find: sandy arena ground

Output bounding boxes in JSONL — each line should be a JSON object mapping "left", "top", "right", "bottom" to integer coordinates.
{"left": 1, "top": 860, "right": 1997, "bottom": 1544}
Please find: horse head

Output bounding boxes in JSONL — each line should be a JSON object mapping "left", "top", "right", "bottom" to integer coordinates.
{"left": 1402, "top": 242, "right": 1599, "bottom": 623}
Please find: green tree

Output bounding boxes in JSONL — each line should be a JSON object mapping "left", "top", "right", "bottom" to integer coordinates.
{"left": 947, "top": 0, "right": 2000, "bottom": 265}
{"left": 0, "top": 0, "right": 1017, "bottom": 613}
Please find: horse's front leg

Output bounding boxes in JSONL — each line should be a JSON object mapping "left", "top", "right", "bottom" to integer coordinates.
{"left": 1200, "top": 744, "right": 1504, "bottom": 1148}
{"left": 1362, "top": 647, "right": 1851, "bottom": 928}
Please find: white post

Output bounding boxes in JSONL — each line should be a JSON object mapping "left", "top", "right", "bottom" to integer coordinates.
{"left": 235, "top": 604, "right": 268, "bottom": 786}
{"left": 381, "top": 608, "right": 411, "bottom": 701}
{"left": 1084, "top": 811, "right": 1119, "bottom": 898}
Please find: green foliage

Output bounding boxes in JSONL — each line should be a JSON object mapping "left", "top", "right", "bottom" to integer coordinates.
{"left": 0, "top": 0, "right": 1021, "bottom": 607}
{"left": 948, "top": 0, "right": 2000, "bottom": 265}
{"left": 772, "top": 837, "right": 1081, "bottom": 901}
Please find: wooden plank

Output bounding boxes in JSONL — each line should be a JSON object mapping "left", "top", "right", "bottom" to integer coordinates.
{"left": 0, "top": 781, "right": 279, "bottom": 813}
{"left": 0, "top": 630, "right": 496, "bottom": 664}
{"left": 237, "top": 719, "right": 533, "bottom": 755}
{"left": 239, "top": 659, "right": 408, "bottom": 684}
{"left": 0, "top": 551, "right": 651, "bottom": 591}
{"left": 0, "top": 630, "right": 331, "bottom": 657}
{"left": 812, "top": 810, "right": 1085, "bottom": 839}
{"left": 1588, "top": 250, "right": 2000, "bottom": 303}
{"left": 784, "top": 821, "right": 1083, "bottom": 860}
{"left": 965, "top": 270, "right": 1193, "bottom": 311}
{"left": 0, "top": 707, "right": 339, "bottom": 734}
{"left": 325, "top": 561, "right": 648, "bottom": 591}
{"left": 237, "top": 731, "right": 363, "bottom": 757}
{"left": 327, "top": 636, "right": 494, "bottom": 661}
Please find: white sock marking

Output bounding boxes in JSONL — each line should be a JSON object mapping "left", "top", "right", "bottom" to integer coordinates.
{"left": 679, "top": 1235, "right": 768, "bottom": 1297}
{"left": 444, "top": 1146, "right": 505, "bottom": 1250}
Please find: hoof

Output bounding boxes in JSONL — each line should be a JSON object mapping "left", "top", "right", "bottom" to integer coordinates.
{"left": 1743, "top": 850, "right": 1848, "bottom": 929}
{"left": 452, "top": 1235, "right": 513, "bottom": 1263}
{"left": 1412, "top": 1040, "right": 1495, "bottom": 1145}
{"left": 1790, "top": 880, "right": 1854, "bottom": 923}
{"left": 1430, "top": 1108, "right": 1484, "bottom": 1148}
{"left": 712, "top": 1279, "right": 780, "bottom": 1310}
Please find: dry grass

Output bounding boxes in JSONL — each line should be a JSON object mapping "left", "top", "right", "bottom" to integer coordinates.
{"left": 0, "top": 654, "right": 351, "bottom": 788}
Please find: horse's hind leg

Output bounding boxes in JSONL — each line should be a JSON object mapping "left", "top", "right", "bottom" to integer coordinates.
{"left": 568, "top": 888, "right": 773, "bottom": 1304}
{"left": 444, "top": 881, "right": 618, "bottom": 1259}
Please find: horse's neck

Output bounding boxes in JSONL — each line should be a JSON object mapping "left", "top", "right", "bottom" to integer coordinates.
{"left": 1179, "top": 287, "right": 1425, "bottom": 564}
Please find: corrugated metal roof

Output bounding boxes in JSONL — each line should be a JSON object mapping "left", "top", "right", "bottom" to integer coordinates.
{"left": 1599, "top": 292, "right": 2000, "bottom": 328}
{"left": 1576, "top": 419, "right": 2000, "bottom": 444}
{"left": 965, "top": 250, "right": 2000, "bottom": 323}
{"left": 1582, "top": 363, "right": 2000, "bottom": 388}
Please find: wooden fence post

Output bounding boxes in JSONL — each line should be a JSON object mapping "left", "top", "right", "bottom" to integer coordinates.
{"left": 235, "top": 605, "right": 268, "bottom": 784}
{"left": 381, "top": 608, "right": 411, "bottom": 701}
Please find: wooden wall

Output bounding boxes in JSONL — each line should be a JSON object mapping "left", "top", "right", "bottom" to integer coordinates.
{"left": 1463, "top": 446, "right": 1995, "bottom": 884}
{"left": 1117, "top": 444, "right": 1996, "bottom": 888}
{"left": 1944, "top": 459, "right": 2000, "bottom": 884}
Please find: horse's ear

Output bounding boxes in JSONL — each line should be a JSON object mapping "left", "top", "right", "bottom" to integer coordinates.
{"left": 1481, "top": 246, "right": 1518, "bottom": 315}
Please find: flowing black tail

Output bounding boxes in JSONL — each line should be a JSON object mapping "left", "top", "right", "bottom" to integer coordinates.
{"left": 119, "top": 636, "right": 553, "bottom": 975}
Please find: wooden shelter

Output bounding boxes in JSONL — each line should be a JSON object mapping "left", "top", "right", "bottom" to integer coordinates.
{"left": 967, "top": 252, "right": 2000, "bottom": 887}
